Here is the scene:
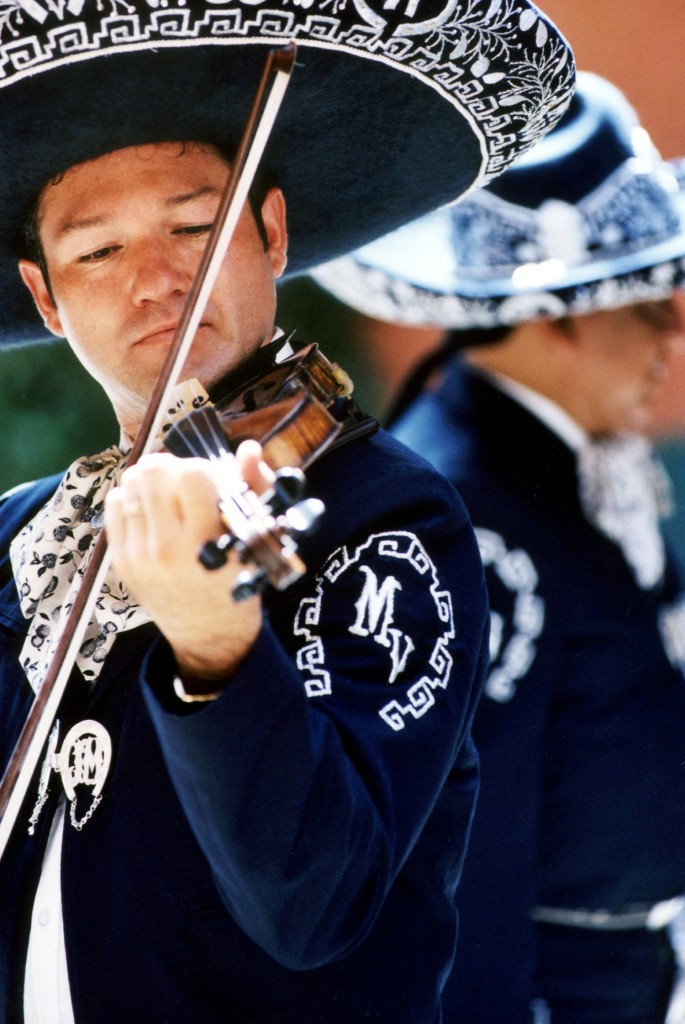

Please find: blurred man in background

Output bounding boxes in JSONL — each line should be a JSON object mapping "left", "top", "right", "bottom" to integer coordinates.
{"left": 315, "top": 72, "right": 685, "bottom": 1024}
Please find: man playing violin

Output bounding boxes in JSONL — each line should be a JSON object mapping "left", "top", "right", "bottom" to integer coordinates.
{"left": 19, "top": 142, "right": 286, "bottom": 690}
{"left": 0, "top": 2, "right": 574, "bottom": 1021}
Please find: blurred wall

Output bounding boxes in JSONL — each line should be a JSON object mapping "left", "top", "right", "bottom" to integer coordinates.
{"left": 540, "top": 0, "right": 685, "bottom": 162}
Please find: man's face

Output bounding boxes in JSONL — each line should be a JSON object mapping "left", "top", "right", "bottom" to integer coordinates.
{"left": 19, "top": 142, "right": 288, "bottom": 436}
{"left": 568, "top": 298, "right": 685, "bottom": 435}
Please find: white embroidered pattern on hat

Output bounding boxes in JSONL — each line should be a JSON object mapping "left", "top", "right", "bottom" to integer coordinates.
{"left": 0, "top": 0, "right": 573, "bottom": 184}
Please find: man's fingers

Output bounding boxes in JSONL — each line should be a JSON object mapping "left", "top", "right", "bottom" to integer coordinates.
{"left": 235, "top": 439, "right": 275, "bottom": 496}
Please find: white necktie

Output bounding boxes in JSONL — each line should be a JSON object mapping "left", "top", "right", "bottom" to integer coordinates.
{"left": 577, "top": 434, "right": 673, "bottom": 590}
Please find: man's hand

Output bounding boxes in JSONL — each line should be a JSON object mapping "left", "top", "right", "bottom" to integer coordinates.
{"left": 104, "top": 441, "right": 274, "bottom": 690}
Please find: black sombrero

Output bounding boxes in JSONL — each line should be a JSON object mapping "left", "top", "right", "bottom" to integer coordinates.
{"left": 0, "top": 0, "right": 574, "bottom": 345}
{"left": 312, "top": 71, "right": 685, "bottom": 329}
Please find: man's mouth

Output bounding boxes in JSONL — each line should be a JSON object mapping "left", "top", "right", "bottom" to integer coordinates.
{"left": 135, "top": 322, "right": 209, "bottom": 346}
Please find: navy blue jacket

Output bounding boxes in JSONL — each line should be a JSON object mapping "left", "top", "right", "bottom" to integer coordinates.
{"left": 0, "top": 426, "right": 488, "bottom": 1023}
{"left": 393, "top": 361, "right": 685, "bottom": 1024}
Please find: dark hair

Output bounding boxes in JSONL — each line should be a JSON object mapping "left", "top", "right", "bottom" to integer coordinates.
{"left": 21, "top": 186, "right": 56, "bottom": 299}
{"left": 385, "top": 324, "right": 513, "bottom": 426}
{"left": 19, "top": 140, "right": 275, "bottom": 304}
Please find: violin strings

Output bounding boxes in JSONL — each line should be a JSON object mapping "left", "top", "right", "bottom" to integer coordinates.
{"left": 166, "top": 408, "right": 229, "bottom": 461}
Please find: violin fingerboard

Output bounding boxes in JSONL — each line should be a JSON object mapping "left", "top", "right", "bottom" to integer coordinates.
{"left": 164, "top": 407, "right": 233, "bottom": 460}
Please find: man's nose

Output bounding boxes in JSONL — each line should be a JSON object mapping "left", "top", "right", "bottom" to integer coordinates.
{"left": 129, "top": 240, "right": 191, "bottom": 305}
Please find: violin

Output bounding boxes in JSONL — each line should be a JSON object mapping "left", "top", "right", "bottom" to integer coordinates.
{"left": 162, "top": 338, "right": 377, "bottom": 599}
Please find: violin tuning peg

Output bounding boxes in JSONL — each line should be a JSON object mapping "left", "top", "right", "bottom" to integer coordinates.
{"left": 232, "top": 567, "right": 268, "bottom": 602}
{"left": 199, "top": 533, "right": 237, "bottom": 571}
{"left": 283, "top": 498, "right": 325, "bottom": 538}
{"left": 270, "top": 467, "right": 306, "bottom": 513}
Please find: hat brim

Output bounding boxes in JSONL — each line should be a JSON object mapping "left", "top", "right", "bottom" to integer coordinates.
{"left": 312, "top": 73, "right": 685, "bottom": 330}
{"left": 0, "top": 1, "right": 575, "bottom": 344}
{"left": 312, "top": 195, "right": 685, "bottom": 328}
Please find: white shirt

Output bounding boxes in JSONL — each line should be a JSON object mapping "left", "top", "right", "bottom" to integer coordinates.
{"left": 24, "top": 801, "right": 76, "bottom": 1024}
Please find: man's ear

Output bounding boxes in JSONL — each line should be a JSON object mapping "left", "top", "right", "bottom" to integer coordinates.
{"left": 260, "top": 188, "right": 288, "bottom": 279}
{"left": 18, "top": 260, "right": 65, "bottom": 337}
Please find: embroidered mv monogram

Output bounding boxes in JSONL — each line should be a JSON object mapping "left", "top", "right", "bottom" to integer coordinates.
{"left": 294, "top": 531, "right": 455, "bottom": 731}
{"left": 349, "top": 566, "right": 415, "bottom": 684}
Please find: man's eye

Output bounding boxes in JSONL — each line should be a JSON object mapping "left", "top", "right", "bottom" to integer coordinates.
{"left": 635, "top": 301, "right": 679, "bottom": 332}
{"left": 174, "top": 223, "right": 213, "bottom": 236}
{"left": 78, "top": 245, "right": 119, "bottom": 263}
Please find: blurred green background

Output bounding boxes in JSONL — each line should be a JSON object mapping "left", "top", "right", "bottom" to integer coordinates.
{"left": 0, "top": 279, "right": 375, "bottom": 486}
{"left": 1, "top": 276, "right": 683, "bottom": 563}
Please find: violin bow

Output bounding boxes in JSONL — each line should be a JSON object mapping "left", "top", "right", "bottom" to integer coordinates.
{"left": 0, "top": 42, "right": 297, "bottom": 862}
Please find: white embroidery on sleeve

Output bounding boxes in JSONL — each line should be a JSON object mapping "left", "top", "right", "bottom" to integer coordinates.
{"left": 476, "top": 527, "right": 545, "bottom": 703}
{"left": 294, "top": 531, "right": 454, "bottom": 731}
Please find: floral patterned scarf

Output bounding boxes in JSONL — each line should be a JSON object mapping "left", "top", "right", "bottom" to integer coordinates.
{"left": 10, "top": 380, "right": 210, "bottom": 693}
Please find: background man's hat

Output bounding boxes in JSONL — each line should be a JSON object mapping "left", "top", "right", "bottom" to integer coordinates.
{"left": 0, "top": 0, "right": 574, "bottom": 345}
{"left": 312, "top": 71, "right": 685, "bottom": 330}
